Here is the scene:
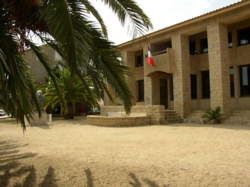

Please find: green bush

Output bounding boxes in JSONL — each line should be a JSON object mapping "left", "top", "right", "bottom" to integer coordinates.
{"left": 202, "top": 107, "right": 222, "bottom": 124}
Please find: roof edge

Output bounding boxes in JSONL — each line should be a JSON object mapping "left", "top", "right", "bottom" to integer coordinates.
{"left": 117, "top": 0, "right": 249, "bottom": 49}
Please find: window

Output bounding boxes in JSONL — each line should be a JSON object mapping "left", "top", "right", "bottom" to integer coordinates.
{"left": 240, "top": 65, "right": 250, "bottom": 97}
{"left": 230, "top": 67, "right": 235, "bottom": 97}
{"left": 201, "top": 71, "right": 210, "bottom": 98}
{"left": 191, "top": 74, "right": 197, "bottom": 99}
{"left": 238, "top": 27, "right": 250, "bottom": 46}
{"left": 228, "top": 32, "right": 233, "bottom": 48}
{"left": 200, "top": 38, "right": 208, "bottom": 53}
{"left": 135, "top": 51, "right": 144, "bottom": 67}
{"left": 189, "top": 40, "right": 196, "bottom": 55}
{"left": 137, "top": 80, "right": 144, "bottom": 102}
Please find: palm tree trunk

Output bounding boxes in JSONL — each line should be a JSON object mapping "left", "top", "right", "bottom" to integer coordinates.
{"left": 63, "top": 102, "right": 74, "bottom": 119}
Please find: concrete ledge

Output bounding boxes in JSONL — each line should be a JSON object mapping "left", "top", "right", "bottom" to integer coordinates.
{"left": 86, "top": 115, "right": 150, "bottom": 127}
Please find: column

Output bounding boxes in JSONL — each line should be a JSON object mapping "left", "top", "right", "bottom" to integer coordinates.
{"left": 124, "top": 51, "right": 137, "bottom": 105}
{"left": 207, "top": 22, "right": 230, "bottom": 114}
{"left": 143, "top": 46, "right": 153, "bottom": 105}
{"left": 172, "top": 33, "right": 191, "bottom": 118}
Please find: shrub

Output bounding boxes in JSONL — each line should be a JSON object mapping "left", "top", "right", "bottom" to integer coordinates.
{"left": 202, "top": 107, "right": 222, "bottom": 124}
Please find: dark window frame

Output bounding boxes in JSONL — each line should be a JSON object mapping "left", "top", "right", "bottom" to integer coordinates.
{"left": 201, "top": 71, "right": 210, "bottom": 99}
{"left": 200, "top": 38, "right": 208, "bottom": 54}
{"left": 228, "top": 32, "right": 233, "bottom": 48}
{"left": 239, "top": 65, "right": 250, "bottom": 97}
{"left": 238, "top": 27, "right": 250, "bottom": 46}
{"left": 137, "top": 80, "right": 144, "bottom": 102}
{"left": 170, "top": 74, "right": 174, "bottom": 101}
{"left": 135, "top": 52, "right": 144, "bottom": 67}
{"left": 191, "top": 74, "right": 198, "bottom": 99}
{"left": 189, "top": 40, "right": 196, "bottom": 55}
{"left": 230, "top": 67, "right": 235, "bottom": 97}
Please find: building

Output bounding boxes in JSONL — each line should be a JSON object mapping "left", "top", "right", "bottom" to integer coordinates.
{"left": 102, "top": 0, "right": 250, "bottom": 123}
{"left": 24, "top": 45, "right": 62, "bottom": 84}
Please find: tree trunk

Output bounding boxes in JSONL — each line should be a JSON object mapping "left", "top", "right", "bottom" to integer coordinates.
{"left": 63, "top": 102, "right": 74, "bottom": 119}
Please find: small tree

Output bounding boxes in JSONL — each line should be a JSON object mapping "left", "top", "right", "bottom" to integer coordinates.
{"left": 42, "top": 68, "right": 100, "bottom": 119}
{"left": 202, "top": 107, "right": 223, "bottom": 124}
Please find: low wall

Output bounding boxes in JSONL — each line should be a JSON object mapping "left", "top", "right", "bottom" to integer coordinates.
{"left": 86, "top": 115, "right": 150, "bottom": 127}
{"left": 101, "top": 105, "right": 166, "bottom": 124}
{"left": 28, "top": 112, "right": 51, "bottom": 126}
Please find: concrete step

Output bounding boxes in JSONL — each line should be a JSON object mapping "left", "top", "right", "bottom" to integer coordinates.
{"left": 186, "top": 110, "right": 206, "bottom": 123}
{"left": 224, "top": 110, "right": 250, "bottom": 125}
{"left": 165, "top": 110, "right": 182, "bottom": 123}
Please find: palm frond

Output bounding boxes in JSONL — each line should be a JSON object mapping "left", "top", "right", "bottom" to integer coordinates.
{"left": 99, "top": 0, "right": 153, "bottom": 37}
{"left": 80, "top": 0, "right": 108, "bottom": 37}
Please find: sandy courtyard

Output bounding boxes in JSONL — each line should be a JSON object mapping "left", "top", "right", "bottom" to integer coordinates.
{"left": 1, "top": 118, "right": 250, "bottom": 187}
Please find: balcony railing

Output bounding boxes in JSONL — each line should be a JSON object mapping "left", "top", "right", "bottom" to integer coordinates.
{"left": 152, "top": 49, "right": 167, "bottom": 56}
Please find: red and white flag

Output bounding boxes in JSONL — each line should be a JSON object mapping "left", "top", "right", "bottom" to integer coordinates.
{"left": 147, "top": 49, "right": 155, "bottom": 66}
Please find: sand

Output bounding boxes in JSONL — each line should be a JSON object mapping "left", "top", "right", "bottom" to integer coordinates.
{"left": 1, "top": 118, "right": 250, "bottom": 187}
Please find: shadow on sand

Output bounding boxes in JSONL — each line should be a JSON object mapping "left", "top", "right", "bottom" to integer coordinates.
{"left": 0, "top": 140, "right": 60, "bottom": 187}
{"left": 0, "top": 140, "right": 166, "bottom": 187}
{"left": 129, "top": 172, "right": 169, "bottom": 187}
{"left": 0, "top": 140, "right": 37, "bottom": 187}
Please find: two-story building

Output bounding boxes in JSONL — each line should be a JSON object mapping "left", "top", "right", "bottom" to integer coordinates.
{"left": 103, "top": 0, "right": 250, "bottom": 123}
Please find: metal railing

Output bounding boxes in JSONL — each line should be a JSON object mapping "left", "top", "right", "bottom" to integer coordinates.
{"left": 152, "top": 49, "right": 167, "bottom": 56}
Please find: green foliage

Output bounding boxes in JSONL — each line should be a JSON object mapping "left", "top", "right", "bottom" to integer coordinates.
{"left": 0, "top": 0, "right": 152, "bottom": 128}
{"left": 42, "top": 68, "right": 100, "bottom": 119}
{"left": 202, "top": 107, "right": 223, "bottom": 124}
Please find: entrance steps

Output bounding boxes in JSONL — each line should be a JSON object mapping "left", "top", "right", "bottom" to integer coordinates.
{"left": 185, "top": 110, "right": 206, "bottom": 123}
{"left": 164, "top": 110, "right": 182, "bottom": 123}
{"left": 224, "top": 110, "right": 250, "bottom": 125}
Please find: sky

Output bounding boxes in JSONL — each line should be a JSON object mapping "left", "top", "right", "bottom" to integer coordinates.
{"left": 91, "top": 0, "right": 241, "bottom": 45}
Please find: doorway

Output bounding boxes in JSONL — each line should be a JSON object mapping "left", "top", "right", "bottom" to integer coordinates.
{"left": 160, "top": 78, "right": 168, "bottom": 108}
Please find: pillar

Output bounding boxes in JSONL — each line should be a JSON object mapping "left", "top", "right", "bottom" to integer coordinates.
{"left": 172, "top": 33, "right": 191, "bottom": 118}
{"left": 207, "top": 22, "right": 230, "bottom": 114}
{"left": 143, "top": 46, "right": 153, "bottom": 105}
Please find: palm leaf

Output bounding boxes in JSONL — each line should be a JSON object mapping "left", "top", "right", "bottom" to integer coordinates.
{"left": 99, "top": 0, "right": 153, "bottom": 37}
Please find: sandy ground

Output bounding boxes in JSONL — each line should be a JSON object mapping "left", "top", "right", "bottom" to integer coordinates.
{"left": 1, "top": 118, "right": 250, "bottom": 187}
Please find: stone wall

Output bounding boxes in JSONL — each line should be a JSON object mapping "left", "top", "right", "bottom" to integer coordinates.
{"left": 101, "top": 105, "right": 166, "bottom": 124}
{"left": 86, "top": 115, "right": 150, "bottom": 127}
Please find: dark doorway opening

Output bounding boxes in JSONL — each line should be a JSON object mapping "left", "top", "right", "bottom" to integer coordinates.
{"left": 160, "top": 79, "right": 168, "bottom": 108}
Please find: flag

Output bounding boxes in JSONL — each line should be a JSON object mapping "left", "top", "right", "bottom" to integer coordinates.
{"left": 147, "top": 50, "right": 155, "bottom": 66}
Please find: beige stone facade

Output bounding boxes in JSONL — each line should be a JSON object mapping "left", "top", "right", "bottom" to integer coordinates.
{"left": 104, "top": 0, "right": 250, "bottom": 122}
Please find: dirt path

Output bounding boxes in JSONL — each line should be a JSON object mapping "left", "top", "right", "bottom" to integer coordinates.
{"left": 1, "top": 118, "right": 250, "bottom": 186}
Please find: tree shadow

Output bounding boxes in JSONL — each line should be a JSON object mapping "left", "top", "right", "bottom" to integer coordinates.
{"left": 129, "top": 173, "right": 142, "bottom": 187}
{"left": 0, "top": 140, "right": 37, "bottom": 187}
{"left": 40, "top": 167, "right": 58, "bottom": 187}
{"left": 129, "top": 172, "right": 169, "bottom": 187}
{"left": 0, "top": 140, "right": 168, "bottom": 186}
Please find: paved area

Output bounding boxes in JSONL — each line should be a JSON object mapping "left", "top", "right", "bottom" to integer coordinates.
{"left": 1, "top": 118, "right": 250, "bottom": 186}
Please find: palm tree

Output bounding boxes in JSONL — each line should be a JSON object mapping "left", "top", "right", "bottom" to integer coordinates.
{"left": 42, "top": 68, "right": 100, "bottom": 119}
{"left": 0, "top": 0, "right": 152, "bottom": 128}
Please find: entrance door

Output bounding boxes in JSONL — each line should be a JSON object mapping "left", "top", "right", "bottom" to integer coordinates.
{"left": 160, "top": 79, "right": 168, "bottom": 108}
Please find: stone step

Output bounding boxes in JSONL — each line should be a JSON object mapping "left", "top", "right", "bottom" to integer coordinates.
{"left": 223, "top": 110, "right": 250, "bottom": 125}
{"left": 185, "top": 110, "right": 206, "bottom": 123}
{"left": 165, "top": 110, "right": 182, "bottom": 123}
{"left": 224, "top": 119, "right": 250, "bottom": 125}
